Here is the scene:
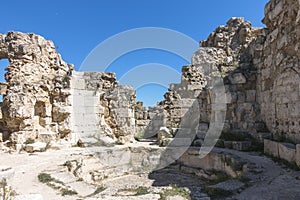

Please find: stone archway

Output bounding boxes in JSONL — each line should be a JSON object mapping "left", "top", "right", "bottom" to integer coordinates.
{"left": 0, "top": 32, "right": 73, "bottom": 145}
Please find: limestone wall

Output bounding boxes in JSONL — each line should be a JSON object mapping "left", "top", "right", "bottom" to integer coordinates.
{"left": 157, "top": 18, "right": 267, "bottom": 146}
{"left": 0, "top": 32, "right": 137, "bottom": 147}
{"left": 255, "top": 0, "right": 300, "bottom": 142}
{"left": 157, "top": 0, "right": 300, "bottom": 147}
{"left": 0, "top": 32, "right": 73, "bottom": 145}
{"left": 0, "top": 0, "right": 299, "bottom": 150}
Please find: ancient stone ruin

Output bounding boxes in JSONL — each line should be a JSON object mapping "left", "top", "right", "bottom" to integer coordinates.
{"left": 0, "top": 0, "right": 300, "bottom": 199}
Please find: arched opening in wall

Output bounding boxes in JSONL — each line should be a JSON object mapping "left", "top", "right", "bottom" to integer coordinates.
{"left": 34, "top": 101, "right": 46, "bottom": 128}
{"left": 34, "top": 101, "right": 46, "bottom": 117}
{"left": 0, "top": 58, "right": 9, "bottom": 141}
{"left": 0, "top": 59, "right": 8, "bottom": 102}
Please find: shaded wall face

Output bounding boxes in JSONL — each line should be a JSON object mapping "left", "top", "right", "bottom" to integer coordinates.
{"left": 257, "top": 0, "right": 300, "bottom": 141}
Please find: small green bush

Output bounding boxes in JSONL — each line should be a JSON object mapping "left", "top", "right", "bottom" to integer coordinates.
{"left": 38, "top": 173, "right": 53, "bottom": 183}
{"left": 25, "top": 138, "right": 35, "bottom": 144}
{"left": 159, "top": 184, "right": 191, "bottom": 200}
{"left": 134, "top": 186, "right": 149, "bottom": 196}
{"left": 61, "top": 188, "right": 78, "bottom": 196}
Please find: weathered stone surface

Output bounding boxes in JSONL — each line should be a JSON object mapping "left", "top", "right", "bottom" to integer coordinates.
{"left": 0, "top": 82, "right": 7, "bottom": 95}
{"left": 278, "top": 142, "right": 296, "bottom": 163}
{"left": 264, "top": 139, "right": 279, "bottom": 157}
{"left": 229, "top": 73, "right": 247, "bottom": 84}
{"left": 0, "top": 32, "right": 73, "bottom": 146}
{"left": 296, "top": 144, "right": 300, "bottom": 167}
{"left": 0, "top": 165, "right": 14, "bottom": 181}
{"left": 256, "top": 0, "right": 300, "bottom": 141}
{"left": 232, "top": 141, "right": 252, "bottom": 151}
{"left": 178, "top": 148, "right": 244, "bottom": 178}
{"left": 13, "top": 194, "right": 44, "bottom": 200}
{"left": 210, "top": 180, "right": 245, "bottom": 192}
{"left": 24, "top": 142, "right": 47, "bottom": 153}
{"left": 157, "top": 127, "right": 173, "bottom": 147}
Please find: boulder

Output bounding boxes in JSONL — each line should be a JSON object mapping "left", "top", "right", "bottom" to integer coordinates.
{"left": 278, "top": 142, "right": 296, "bottom": 163}
{"left": 264, "top": 139, "right": 279, "bottom": 157}
{"left": 157, "top": 127, "right": 173, "bottom": 147}
{"left": 25, "top": 142, "right": 47, "bottom": 153}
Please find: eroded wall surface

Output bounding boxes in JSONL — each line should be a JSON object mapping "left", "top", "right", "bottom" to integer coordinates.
{"left": 255, "top": 0, "right": 300, "bottom": 142}
{"left": 0, "top": 32, "right": 73, "bottom": 144}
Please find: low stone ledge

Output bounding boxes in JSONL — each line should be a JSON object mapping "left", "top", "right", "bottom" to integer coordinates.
{"left": 264, "top": 139, "right": 279, "bottom": 157}
{"left": 278, "top": 142, "right": 296, "bottom": 163}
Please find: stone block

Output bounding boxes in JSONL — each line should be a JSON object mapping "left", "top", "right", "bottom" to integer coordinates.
{"left": 136, "top": 120, "right": 150, "bottom": 126}
{"left": 25, "top": 142, "right": 47, "bottom": 153}
{"left": 229, "top": 73, "right": 246, "bottom": 84}
{"left": 278, "top": 142, "right": 296, "bottom": 163}
{"left": 99, "top": 136, "right": 115, "bottom": 147}
{"left": 196, "top": 123, "right": 209, "bottom": 138}
{"left": 232, "top": 141, "right": 252, "bottom": 151}
{"left": 264, "top": 139, "right": 279, "bottom": 157}
{"left": 210, "top": 180, "right": 245, "bottom": 192}
{"left": 71, "top": 78, "right": 86, "bottom": 90}
{"left": 246, "top": 90, "right": 256, "bottom": 102}
{"left": 296, "top": 144, "right": 300, "bottom": 167}
{"left": 84, "top": 97, "right": 99, "bottom": 107}
{"left": 169, "top": 138, "right": 192, "bottom": 147}
{"left": 224, "top": 141, "right": 233, "bottom": 149}
{"left": 187, "top": 84, "right": 204, "bottom": 90}
{"left": 38, "top": 131, "right": 57, "bottom": 143}
{"left": 114, "top": 108, "right": 134, "bottom": 118}
{"left": 0, "top": 165, "right": 14, "bottom": 182}
{"left": 180, "top": 98, "right": 196, "bottom": 108}
{"left": 255, "top": 132, "right": 272, "bottom": 143}
{"left": 193, "top": 139, "right": 203, "bottom": 147}
{"left": 157, "top": 127, "right": 173, "bottom": 147}
{"left": 0, "top": 82, "right": 7, "bottom": 95}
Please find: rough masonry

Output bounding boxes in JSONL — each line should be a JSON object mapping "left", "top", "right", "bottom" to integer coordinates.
{"left": 0, "top": 0, "right": 299, "bottom": 168}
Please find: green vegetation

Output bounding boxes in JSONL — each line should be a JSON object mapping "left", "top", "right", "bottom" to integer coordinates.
{"left": 76, "top": 178, "right": 83, "bottom": 182}
{"left": 61, "top": 188, "right": 78, "bottom": 196}
{"left": 92, "top": 186, "right": 106, "bottom": 196}
{"left": 114, "top": 186, "right": 149, "bottom": 197}
{"left": 40, "top": 142, "right": 51, "bottom": 152}
{"left": 72, "top": 139, "right": 85, "bottom": 148}
{"left": 268, "top": 154, "right": 300, "bottom": 171}
{"left": 38, "top": 173, "right": 53, "bottom": 183}
{"left": 134, "top": 186, "right": 149, "bottom": 196}
{"left": 208, "top": 170, "right": 230, "bottom": 185}
{"left": 203, "top": 185, "right": 233, "bottom": 199}
{"left": 159, "top": 184, "right": 191, "bottom": 200}
{"left": 38, "top": 172, "right": 78, "bottom": 196}
{"left": 134, "top": 131, "right": 145, "bottom": 141}
{"left": 63, "top": 160, "right": 73, "bottom": 172}
{"left": 0, "top": 179, "right": 17, "bottom": 200}
{"left": 25, "top": 138, "right": 35, "bottom": 144}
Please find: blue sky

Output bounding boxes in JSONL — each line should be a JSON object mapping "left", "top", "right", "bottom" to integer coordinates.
{"left": 0, "top": 0, "right": 268, "bottom": 106}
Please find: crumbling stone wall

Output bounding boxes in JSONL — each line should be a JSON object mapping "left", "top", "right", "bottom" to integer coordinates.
{"left": 0, "top": 32, "right": 137, "bottom": 147}
{"left": 157, "top": 18, "right": 266, "bottom": 146}
{"left": 135, "top": 102, "right": 166, "bottom": 140}
{"left": 157, "top": 0, "right": 300, "bottom": 148}
{"left": 0, "top": 0, "right": 299, "bottom": 150}
{"left": 199, "top": 17, "right": 266, "bottom": 139}
{"left": 70, "top": 71, "right": 136, "bottom": 145}
{"left": 0, "top": 32, "right": 73, "bottom": 145}
{"left": 255, "top": 0, "right": 300, "bottom": 142}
